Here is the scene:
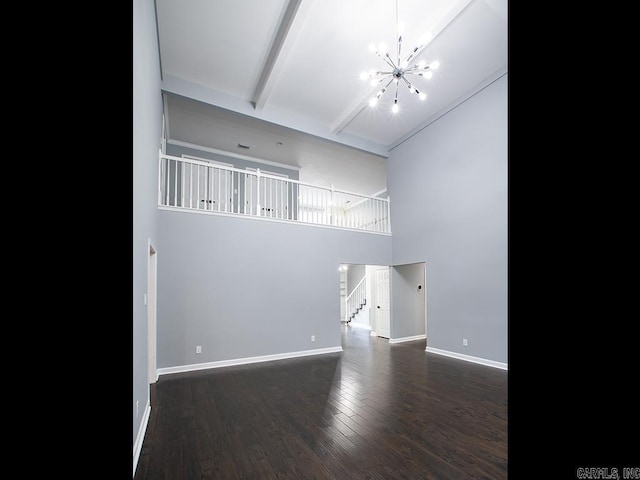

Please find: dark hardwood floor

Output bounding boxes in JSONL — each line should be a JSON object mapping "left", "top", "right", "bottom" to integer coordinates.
{"left": 134, "top": 325, "right": 507, "bottom": 479}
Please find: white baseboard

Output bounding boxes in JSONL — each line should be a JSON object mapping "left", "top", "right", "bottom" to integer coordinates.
{"left": 133, "top": 401, "right": 151, "bottom": 477}
{"left": 389, "top": 334, "right": 426, "bottom": 344}
{"left": 426, "top": 346, "right": 508, "bottom": 370}
{"left": 156, "top": 346, "right": 343, "bottom": 377}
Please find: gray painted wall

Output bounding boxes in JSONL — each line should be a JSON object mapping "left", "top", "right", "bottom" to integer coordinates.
{"left": 133, "top": 0, "right": 163, "bottom": 452}
{"left": 388, "top": 74, "right": 507, "bottom": 364}
{"left": 166, "top": 143, "right": 300, "bottom": 180}
{"left": 391, "top": 263, "right": 426, "bottom": 340}
{"left": 157, "top": 210, "right": 392, "bottom": 368}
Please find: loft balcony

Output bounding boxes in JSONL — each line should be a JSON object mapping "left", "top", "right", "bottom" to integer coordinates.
{"left": 158, "top": 153, "right": 391, "bottom": 235}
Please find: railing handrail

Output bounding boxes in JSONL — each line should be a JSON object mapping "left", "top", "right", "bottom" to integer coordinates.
{"left": 159, "top": 153, "right": 390, "bottom": 203}
{"left": 160, "top": 153, "right": 256, "bottom": 175}
{"left": 345, "top": 275, "right": 367, "bottom": 303}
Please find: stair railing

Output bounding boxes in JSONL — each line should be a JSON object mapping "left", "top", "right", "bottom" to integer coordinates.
{"left": 345, "top": 275, "right": 367, "bottom": 323}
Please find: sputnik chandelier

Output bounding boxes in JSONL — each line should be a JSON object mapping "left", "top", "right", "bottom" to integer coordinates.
{"left": 360, "top": 0, "right": 440, "bottom": 114}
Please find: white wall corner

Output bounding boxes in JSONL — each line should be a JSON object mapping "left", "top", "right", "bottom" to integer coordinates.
{"left": 133, "top": 401, "right": 152, "bottom": 477}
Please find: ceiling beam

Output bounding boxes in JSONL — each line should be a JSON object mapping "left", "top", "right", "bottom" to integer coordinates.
{"left": 252, "top": 0, "right": 311, "bottom": 111}
{"left": 330, "top": 0, "right": 477, "bottom": 135}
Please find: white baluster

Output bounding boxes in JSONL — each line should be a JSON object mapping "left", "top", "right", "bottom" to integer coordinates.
{"left": 256, "top": 168, "right": 261, "bottom": 216}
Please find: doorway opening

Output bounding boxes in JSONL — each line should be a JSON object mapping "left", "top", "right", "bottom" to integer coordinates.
{"left": 339, "top": 264, "right": 391, "bottom": 340}
{"left": 147, "top": 241, "right": 158, "bottom": 384}
{"left": 390, "top": 262, "right": 427, "bottom": 345}
{"left": 339, "top": 262, "right": 427, "bottom": 345}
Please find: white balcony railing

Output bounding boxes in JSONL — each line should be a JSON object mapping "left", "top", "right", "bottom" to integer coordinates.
{"left": 158, "top": 153, "right": 391, "bottom": 234}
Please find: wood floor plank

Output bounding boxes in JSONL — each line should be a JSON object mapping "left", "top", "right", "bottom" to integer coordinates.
{"left": 134, "top": 324, "right": 507, "bottom": 479}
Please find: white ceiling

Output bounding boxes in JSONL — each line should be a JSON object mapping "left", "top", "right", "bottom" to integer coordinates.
{"left": 155, "top": 0, "right": 507, "bottom": 190}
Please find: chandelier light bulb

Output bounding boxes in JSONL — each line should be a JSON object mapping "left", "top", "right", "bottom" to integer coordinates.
{"left": 369, "top": 43, "right": 377, "bottom": 52}
{"left": 419, "top": 92, "right": 427, "bottom": 101}
{"left": 397, "top": 21, "right": 405, "bottom": 35}
{"left": 430, "top": 60, "right": 440, "bottom": 70}
{"left": 369, "top": 98, "right": 378, "bottom": 107}
{"left": 418, "top": 61, "right": 426, "bottom": 69}
{"left": 360, "top": 71, "right": 369, "bottom": 81}
{"left": 392, "top": 102, "right": 399, "bottom": 114}
{"left": 378, "top": 43, "right": 388, "bottom": 54}
{"left": 423, "top": 71, "right": 433, "bottom": 79}
{"left": 370, "top": 78, "right": 378, "bottom": 86}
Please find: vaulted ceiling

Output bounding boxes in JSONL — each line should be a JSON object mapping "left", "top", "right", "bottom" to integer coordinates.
{"left": 155, "top": 0, "right": 507, "bottom": 189}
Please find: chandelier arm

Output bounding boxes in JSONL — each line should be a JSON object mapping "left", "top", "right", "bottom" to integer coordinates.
{"left": 371, "top": 75, "right": 391, "bottom": 87}
{"left": 377, "top": 77, "right": 396, "bottom": 100}
{"left": 374, "top": 51, "right": 397, "bottom": 70}
{"left": 404, "top": 47, "right": 421, "bottom": 66}
{"left": 395, "top": 0, "right": 400, "bottom": 64}
{"left": 372, "top": 77, "right": 396, "bottom": 101}
{"left": 383, "top": 77, "right": 395, "bottom": 90}
{"left": 405, "top": 67, "right": 431, "bottom": 81}
{"left": 401, "top": 76, "right": 423, "bottom": 97}
{"left": 405, "top": 63, "right": 429, "bottom": 73}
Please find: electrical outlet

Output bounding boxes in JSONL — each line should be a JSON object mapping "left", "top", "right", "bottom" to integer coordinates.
{"left": 463, "top": 338, "right": 468, "bottom": 346}
{"left": 196, "top": 346, "right": 202, "bottom": 354}
{"left": 136, "top": 401, "right": 139, "bottom": 418}
{"left": 311, "top": 335, "right": 316, "bottom": 342}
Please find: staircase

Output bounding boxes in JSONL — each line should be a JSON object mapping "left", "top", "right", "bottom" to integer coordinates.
{"left": 347, "top": 298, "right": 366, "bottom": 324}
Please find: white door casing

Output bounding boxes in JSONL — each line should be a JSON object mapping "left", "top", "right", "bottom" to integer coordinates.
{"left": 339, "top": 268, "right": 347, "bottom": 322}
{"left": 376, "top": 267, "right": 390, "bottom": 339}
{"left": 147, "top": 242, "right": 158, "bottom": 384}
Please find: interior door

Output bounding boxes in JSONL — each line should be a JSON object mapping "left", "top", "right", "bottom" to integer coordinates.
{"left": 184, "top": 156, "right": 233, "bottom": 212}
{"left": 376, "top": 268, "right": 390, "bottom": 338}
{"left": 197, "top": 160, "right": 233, "bottom": 212}
{"left": 245, "top": 168, "right": 289, "bottom": 218}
